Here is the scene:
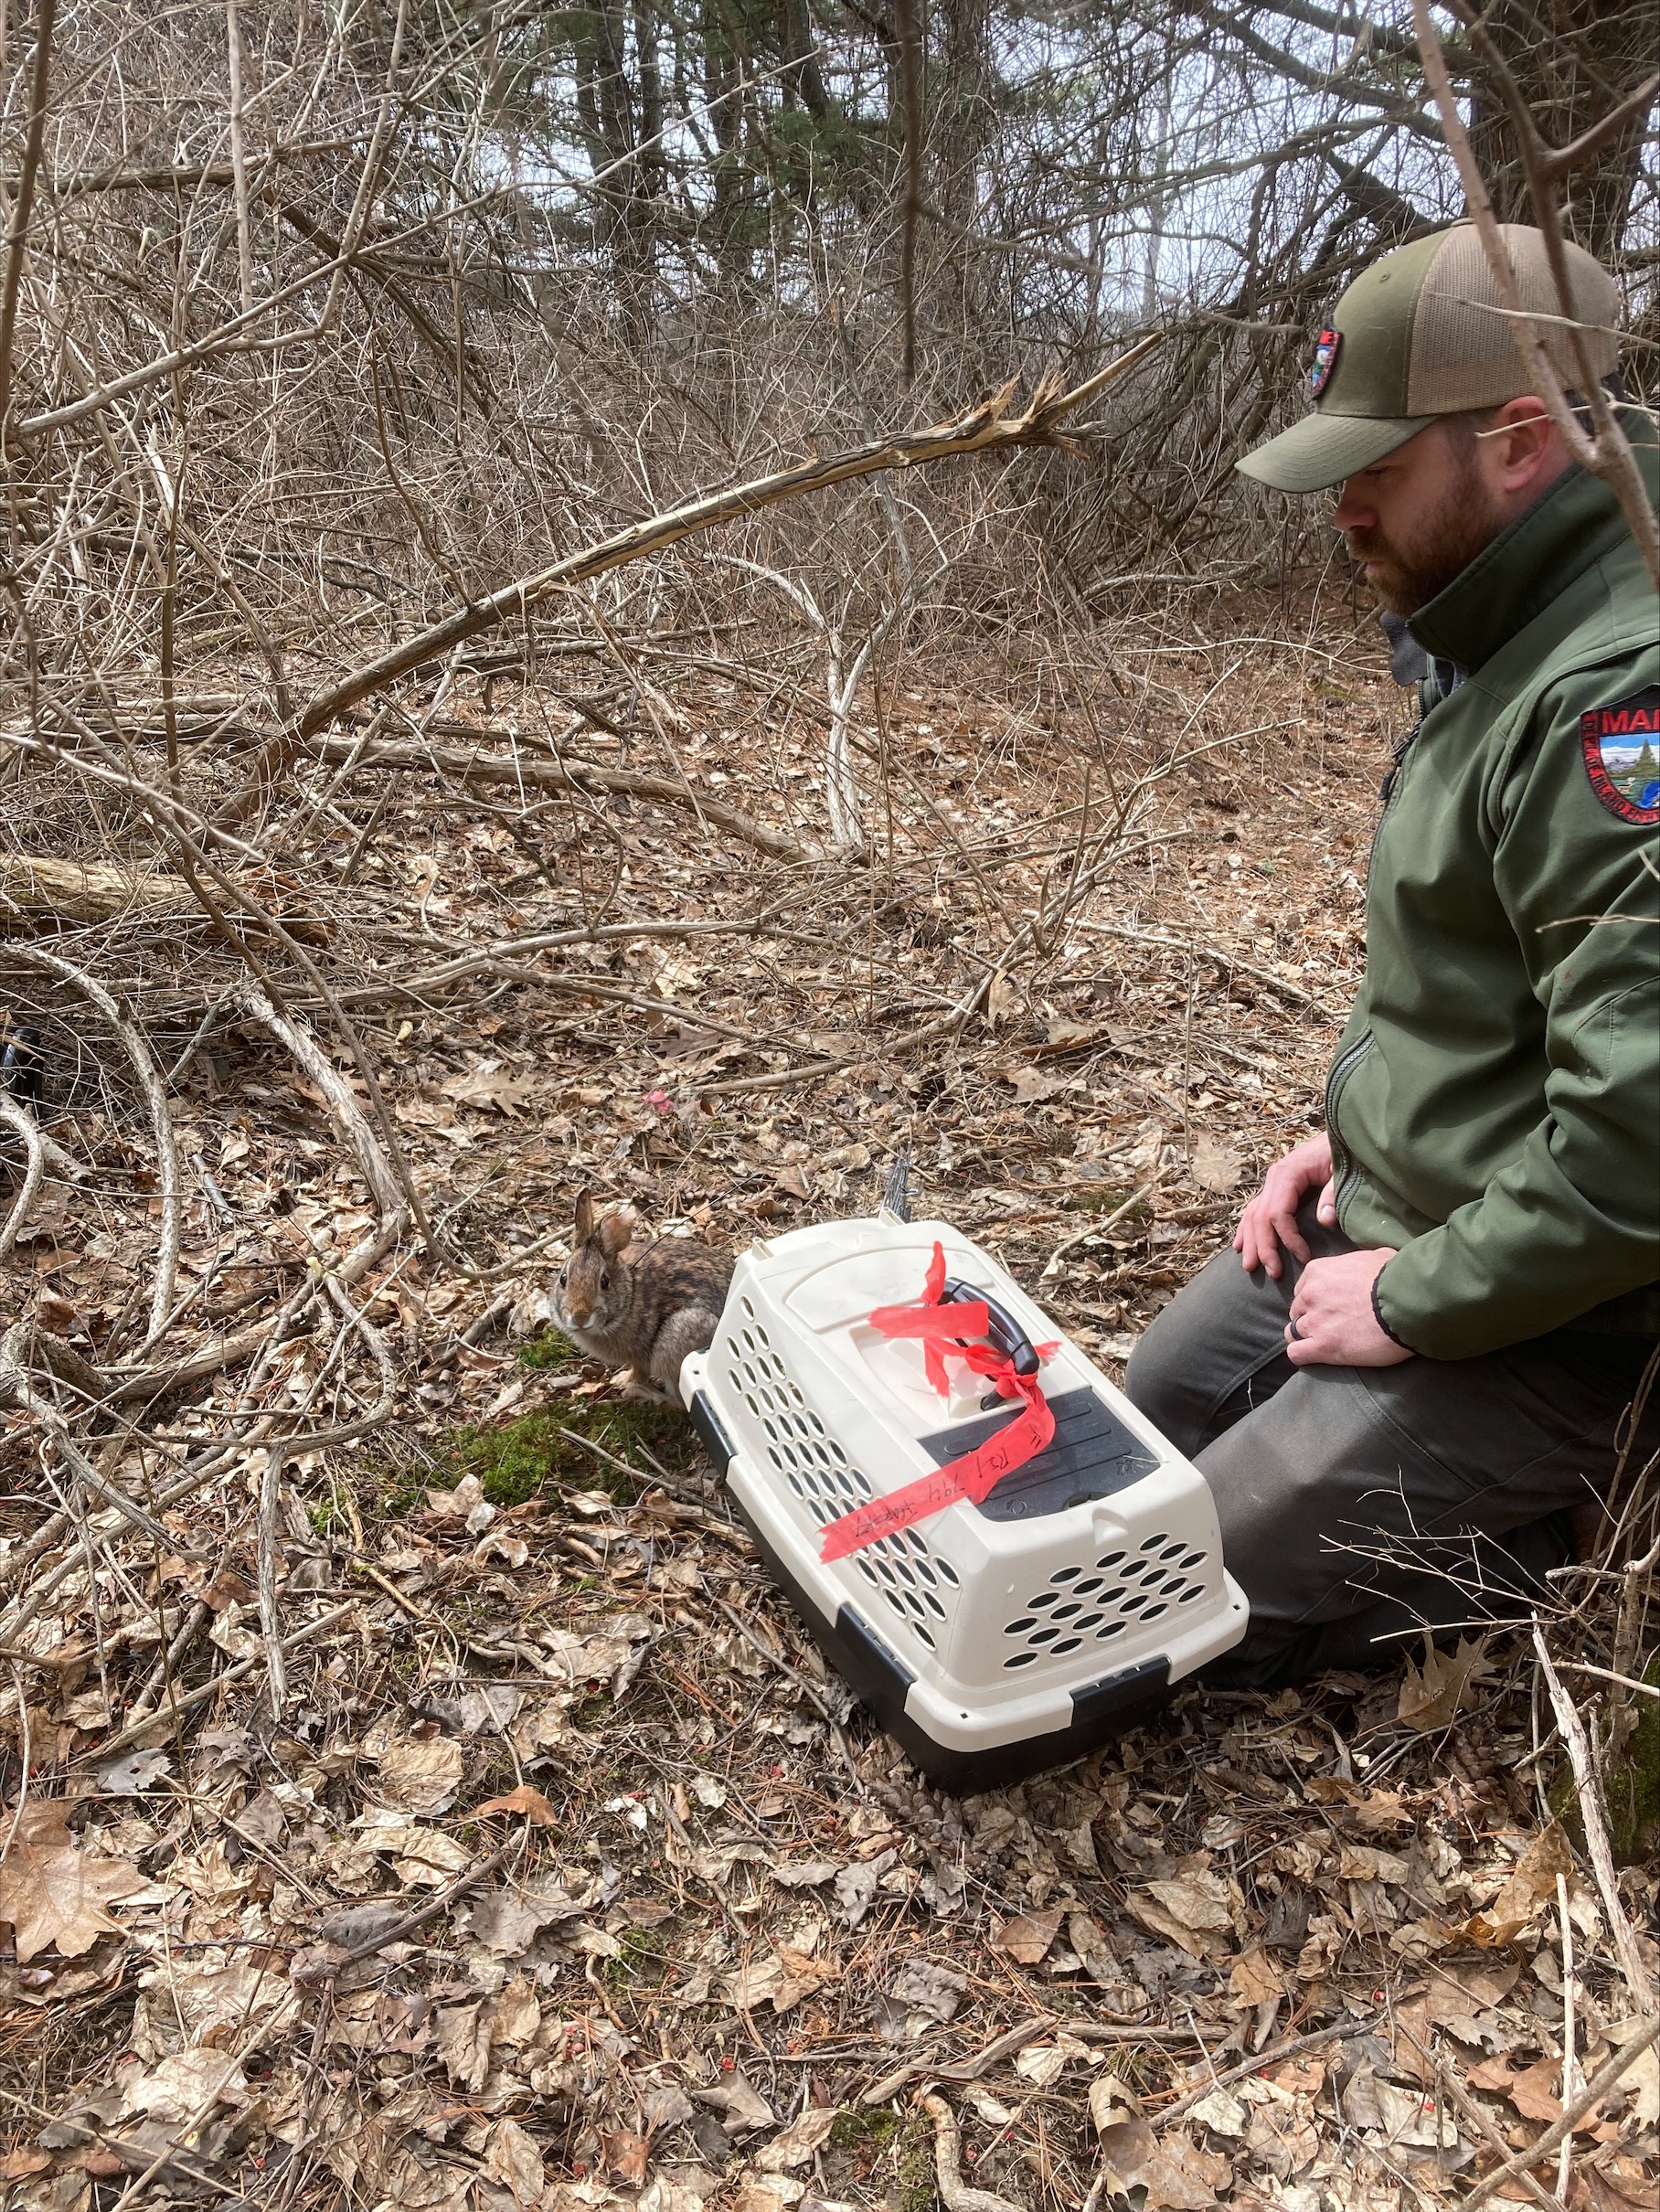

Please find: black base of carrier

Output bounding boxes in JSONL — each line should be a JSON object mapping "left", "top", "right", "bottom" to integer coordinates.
{"left": 691, "top": 1389, "right": 1172, "bottom": 1792}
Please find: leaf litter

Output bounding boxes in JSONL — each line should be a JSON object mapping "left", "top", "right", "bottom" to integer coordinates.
{"left": 0, "top": 631, "right": 1655, "bottom": 2212}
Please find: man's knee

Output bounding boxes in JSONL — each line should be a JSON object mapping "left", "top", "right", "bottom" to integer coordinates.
{"left": 1123, "top": 1292, "right": 1204, "bottom": 1456}
{"left": 1125, "top": 1246, "right": 1293, "bottom": 1459}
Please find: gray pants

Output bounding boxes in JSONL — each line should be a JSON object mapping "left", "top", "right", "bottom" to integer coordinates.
{"left": 1123, "top": 1203, "right": 1659, "bottom": 1688}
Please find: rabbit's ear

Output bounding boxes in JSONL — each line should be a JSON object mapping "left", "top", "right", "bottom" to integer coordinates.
{"left": 574, "top": 1191, "right": 596, "bottom": 1243}
{"left": 597, "top": 1209, "right": 633, "bottom": 1260}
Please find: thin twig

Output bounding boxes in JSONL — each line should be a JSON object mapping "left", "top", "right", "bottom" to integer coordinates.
{"left": 1531, "top": 1621, "right": 1655, "bottom": 2014}
{"left": 1459, "top": 2010, "right": 1660, "bottom": 2210}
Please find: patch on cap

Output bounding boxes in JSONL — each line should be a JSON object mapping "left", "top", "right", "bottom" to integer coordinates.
{"left": 1580, "top": 688, "right": 1660, "bottom": 824}
{"left": 1310, "top": 325, "right": 1342, "bottom": 399}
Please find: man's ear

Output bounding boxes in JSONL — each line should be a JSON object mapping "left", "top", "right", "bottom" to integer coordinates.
{"left": 1488, "top": 397, "right": 1563, "bottom": 493}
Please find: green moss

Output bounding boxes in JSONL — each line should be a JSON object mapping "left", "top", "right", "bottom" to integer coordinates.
{"left": 825, "top": 2109, "right": 932, "bottom": 2212}
{"left": 828, "top": 2111, "right": 899, "bottom": 2156}
{"left": 1548, "top": 1648, "right": 1660, "bottom": 1866}
{"left": 1606, "top": 1651, "right": 1660, "bottom": 1865}
{"left": 1059, "top": 1183, "right": 1142, "bottom": 1217}
{"left": 447, "top": 1398, "right": 704, "bottom": 1508}
{"left": 602, "top": 1927, "right": 664, "bottom": 1989}
{"left": 519, "top": 1329, "right": 577, "bottom": 1371}
{"left": 894, "top": 2119, "right": 934, "bottom": 2212}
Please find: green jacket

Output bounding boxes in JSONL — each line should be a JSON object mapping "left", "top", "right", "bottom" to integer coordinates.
{"left": 1331, "top": 419, "right": 1660, "bottom": 1359}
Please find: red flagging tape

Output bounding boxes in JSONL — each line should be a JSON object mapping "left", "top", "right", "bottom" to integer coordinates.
{"left": 819, "top": 1242, "right": 1055, "bottom": 1562}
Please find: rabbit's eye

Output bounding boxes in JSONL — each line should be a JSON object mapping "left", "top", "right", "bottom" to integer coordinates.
{"left": 599, "top": 1271, "right": 611, "bottom": 1291}
{"left": 559, "top": 1265, "right": 568, "bottom": 1286}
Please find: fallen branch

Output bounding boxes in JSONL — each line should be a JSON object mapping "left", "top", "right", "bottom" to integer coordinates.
{"left": 240, "top": 984, "right": 404, "bottom": 1224}
{"left": 76, "top": 1599, "right": 362, "bottom": 1762}
{"left": 1459, "top": 2009, "right": 1660, "bottom": 2210}
{"left": 4, "top": 943, "right": 179, "bottom": 1348}
{"left": 1065, "top": 919, "right": 1342, "bottom": 1016}
{"left": 303, "top": 735, "right": 814, "bottom": 864}
{"left": 1155, "top": 2008, "right": 1386, "bottom": 2126}
{"left": 0, "top": 1097, "right": 48, "bottom": 1261}
{"left": 0, "top": 1324, "right": 208, "bottom": 1562}
{"left": 921, "top": 2094, "right": 1025, "bottom": 2212}
{"left": 0, "top": 850, "right": 328, "bottom": 941}
{"left": 1531, "top": 1622, "right": 1656, "bottom": 2014}
{"left": 295, "top": 339, "right": 1162, "bottom": 738}
{"left": 1434, "top": 2057, "right": 1561, "bottom": 2212}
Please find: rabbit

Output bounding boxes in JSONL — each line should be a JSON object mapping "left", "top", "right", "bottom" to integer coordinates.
{"left": 553, "top": 1191, "right": 732, "bottom": 1402}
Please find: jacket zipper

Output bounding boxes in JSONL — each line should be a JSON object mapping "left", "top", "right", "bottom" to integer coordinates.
{"left": 1324, "top": 1029, "right": 1374, "bottom": 1211}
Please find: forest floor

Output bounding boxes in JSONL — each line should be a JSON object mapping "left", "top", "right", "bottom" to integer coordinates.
{"left": 1, "top": 591, "right": 1655, "bottom": 2212}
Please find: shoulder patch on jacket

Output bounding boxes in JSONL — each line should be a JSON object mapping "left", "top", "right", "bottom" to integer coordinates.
{"left": 1580, "top": 686, "right": 1660, "bottom": 824}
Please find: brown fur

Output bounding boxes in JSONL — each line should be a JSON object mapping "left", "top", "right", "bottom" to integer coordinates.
{"left": 555, "top": 1191, "right": 732, "bottom": 1400}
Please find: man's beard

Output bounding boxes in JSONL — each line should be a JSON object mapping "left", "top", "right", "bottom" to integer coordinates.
{"left": 1343, "top": 446, "right": 1507, "bottom": 617}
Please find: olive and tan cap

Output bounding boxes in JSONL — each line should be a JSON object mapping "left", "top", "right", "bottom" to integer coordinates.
{"left": 1239, "top": 222, "right": 1623, "bottom": 494}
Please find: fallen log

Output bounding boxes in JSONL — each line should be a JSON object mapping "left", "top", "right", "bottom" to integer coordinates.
{"left": 0, "top": 854, "right": 196, "bottom": 923}
{"left": 0, "top": 853, "right": 331, "bottom": 940}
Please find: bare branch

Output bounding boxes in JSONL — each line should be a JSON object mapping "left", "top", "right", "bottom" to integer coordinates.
{"left": 296, "top": 340, "right": 1162, "bottom": 738}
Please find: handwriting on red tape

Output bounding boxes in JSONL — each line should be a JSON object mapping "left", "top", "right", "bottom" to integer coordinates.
{"left": 818, "top": 1242, "right": 1055, "bottom": 1562}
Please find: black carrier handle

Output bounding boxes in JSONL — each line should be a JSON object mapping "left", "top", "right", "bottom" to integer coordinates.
{"left": 939, "top": 1276, "right": 1041, "bottom": 1377}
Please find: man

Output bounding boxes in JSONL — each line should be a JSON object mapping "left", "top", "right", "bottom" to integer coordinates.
{"left": 1124, "top": 221, "right": 1660, "bottom": 1688}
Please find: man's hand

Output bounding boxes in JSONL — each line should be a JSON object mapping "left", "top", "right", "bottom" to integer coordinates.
{"left": 1286, "top": 1248, "right": 1413, "bottom": 1367}
{"left": 1234, "top": 1133, "right": 1336, "bottom": 1278}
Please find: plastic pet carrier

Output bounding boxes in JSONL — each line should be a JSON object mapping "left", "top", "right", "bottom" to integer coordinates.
{"left": 681, "top": 1212, "right": 1247, "bottom": 1791}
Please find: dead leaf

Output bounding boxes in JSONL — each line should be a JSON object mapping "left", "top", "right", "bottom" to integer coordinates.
{"left": 771, "top": 1859, "right": 841, "bottom": 1889}
{"left": 1095, "top": 2118, "right": 1231, "bottom": 2210}
{"left": 1188, "top": 2086, "right": 1248, "bottom": 2138}
{"left": 424, "top": 1472, "right": 495, "bottom": 1529}
{"left": 1339, "top": 1845, "right": 1411, "bottom": 1886}
{"left": 484, "top": 2116, "right": 546, "bottom": 2202}
{"left": 353, "top": 1812, "right": 473, "bottom": 1888}
{"left": 367, "top": 1733, "right": 465, "bottom": 1815}
{"left": 756, "top": 2107, "right": 839, "bottom": 2172}
{"left": 96, "top": 1749, "right": 172, "bottom": 1796}
{"left": 1228, "top": 1948, "right": 1283, "bottom": 2005}
{"left": 1467, "top": 1821, "right": 1576, "bottom": 1944}
{"left": 992, "top": 1905, "right": 1064, "bottom": 1964}
{"left": 434, "top": 2001, "right": 491, "bottom": 2092}
{"left": 118, "top": 2047, "right": 249, "bottom": 2122}
{"left": 1190, "top": 1135, "right": 1243, "bottom": 1193}
{"left": 1502, "top": 2057, "right": 1566, "bottom": 2124}
{"left": 733, "top": 2179, "right": 806, "bottom": 2212}
{"left": 0, "top": 1802, "right": 145, "bottom": 1962}
{"left": 984, "top": 973, "right": 1017, "bottom": 1028}
{"left": 1396, "top": 1634, "right": 1496, "bottom": 1731}
{"left": 885, "top": 1956, "right": 966, "bottom": 2027}
{"left": 1046, "top": 1016, "right": 1096, "bottom": 1049}
{"left": 471, "top": 1784, "right": 558, "bottom": 1826}
{"left": 601, "top": 2131, "right": 651, "bottom": 2185}
{"left": 442, "top": 1069, "right": 537, "bottom": 1115}
{"left": 487, "top": 1974, "right": 542, "bottom": 2049}
{"left": 1125, "top": 1866, "right": 1241, "bottom": 1958}
{"left": 729, "top": 1944, "right": 837, "bottom": 2014}
{"left": 694, "top": 2074, "right": 776, "bottom": 2133}
{"left": 1089, "top": 2074, "right": 1143, "bottom": 2132}
{"left": 1006, "top": 1066, "right": 1074, "bottom": 1103}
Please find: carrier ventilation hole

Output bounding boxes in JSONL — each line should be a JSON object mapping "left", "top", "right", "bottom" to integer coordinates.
{"left": 740, "top": 1384, "right": 960, "bottom": 1655}
{"left": 1001, "top": 1534, "right": 1211, "bottom": 1668}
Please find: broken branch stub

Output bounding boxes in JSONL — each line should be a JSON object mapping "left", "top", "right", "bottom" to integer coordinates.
{"left": 295, "top": 341, "right": 1161, "bottom": 739}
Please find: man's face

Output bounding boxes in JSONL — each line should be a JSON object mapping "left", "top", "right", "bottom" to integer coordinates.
{"left": 1331, "top": 420, "right": 1508, "bottom": 618}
